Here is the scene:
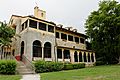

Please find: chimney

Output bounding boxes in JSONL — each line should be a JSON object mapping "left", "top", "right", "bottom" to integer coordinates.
{"left": 34, "top": 6, "right": 46, "bottom": 20}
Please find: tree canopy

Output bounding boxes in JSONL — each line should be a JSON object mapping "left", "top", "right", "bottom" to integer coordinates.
{"left": 85, "top": 0, "right": 120, "bottom": 64}
{"left": 0, "top": 22, "right": 15, "bottom": 46}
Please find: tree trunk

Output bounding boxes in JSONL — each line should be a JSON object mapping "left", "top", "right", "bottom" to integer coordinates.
{"left": 118, "top": 56, "right": 120, "bottom": 64}
{"left": 0, "top": 45, "right": 2, "bottom": 60}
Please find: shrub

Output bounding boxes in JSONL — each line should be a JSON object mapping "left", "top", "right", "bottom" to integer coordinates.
{"left": 63, "top": 64, "right": 73, "bottom": 70}
{"left": 0, "top": 60, "right": 17, "bottom": 74}
{"left": 73, "top": 63, "right": 85, "bottom": 69}
{"left": 34, "top": 60, "right": 64, "bottom": 73}
{"left": 63, "top": 63, "right": 85, "bottom": 70}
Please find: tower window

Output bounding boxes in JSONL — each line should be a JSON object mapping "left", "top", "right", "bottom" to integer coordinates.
{"left": 41, "top": 13, "right": 44, "bottom": 17}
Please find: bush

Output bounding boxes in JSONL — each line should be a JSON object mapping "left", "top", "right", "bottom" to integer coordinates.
{"left": 63, "top": 64, "right": 73, "bottom": 70}
{"left": 34, "top": 60, "right": 85, "bottom": 73}
{"left": 63, "top": 63, "right": 85, "bottom": 70}
{"left": 0, "top": 60, "right": 17, "bottom": 74}
{"left": 34, "top": 60, "right": 64, "bottom": 73}
{"left": 73, "top": 63, "right": 85, "bottom": 69}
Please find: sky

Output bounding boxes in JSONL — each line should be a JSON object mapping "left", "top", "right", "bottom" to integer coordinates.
{"left": 0, "top": 0, "right": 120, "bottom": 34}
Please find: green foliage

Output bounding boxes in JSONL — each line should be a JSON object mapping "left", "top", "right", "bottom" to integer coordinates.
{"left": 34, "top": 61, "right": 85, "bottom": 73}
{"left": 85, "top": 0, "right": 120, "bottom": 64}
{"left": 0, "top": 22, "right": 15, "bottom": 46}
{"left": 63, "top": 63, "right": 85, "bottom": 70}
{"left": 34, "top": 60, "right": 64, "bottom": 73}
{"left": 95, "top": 61, "right": 106, "bottom": 66}
{"left": 0, "top": 60, "right": 17, "bottom": 74}
{"left": 63, "top": 64, "right": 73, "bottom": 70}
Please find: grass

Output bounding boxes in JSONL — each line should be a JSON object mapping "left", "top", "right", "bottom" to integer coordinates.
{"left": 41, "top": 65, "right": 120, "bottom": 80}
{"left": 0, "top": 75, "right": 21, "bottom": 80}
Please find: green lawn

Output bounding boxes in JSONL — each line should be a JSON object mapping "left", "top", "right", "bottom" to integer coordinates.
{"left": 41, "top": 65, "right": 120, "bottom": 80}
{"left": 0, "top": 75, "right": 21, "bottom": 80}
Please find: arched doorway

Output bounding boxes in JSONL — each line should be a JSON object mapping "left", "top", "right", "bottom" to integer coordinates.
{"left": 84, "top": 52, "right": 87, "bottom": 62}
{"left": 33, "top": 40, "right": 42, "bottom": 58}
{"left": 74, "top": 51, "right": 78, "bottom": 62}
{"left": 79, "top": 52, "right": 82, "bottom": 62}
{"left": 44, "top": 42, "right": 51, "bottom": 58}
{"left": 20, "top": 41, "right": 24, "bottom": 61}
{"left": 88, "top": 53, "right": 90, "bottom": 62}
{"left": 91, "top": 53, "right": 94, "bottom": 62}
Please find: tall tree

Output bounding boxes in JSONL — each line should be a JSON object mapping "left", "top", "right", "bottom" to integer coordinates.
{"left": 85, "top": 0, "right": 120, "bottom": 64}
{"left": 0, "top": 22, "right": 15, "bottom": 58}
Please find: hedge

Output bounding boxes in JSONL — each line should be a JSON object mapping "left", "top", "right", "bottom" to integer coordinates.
{"left": 34, "top": 60, "right": 64, "bottom": 73}
{"left": 34, "top": 60, "right": 85, "bottom": 73}
{"left": 63, "top": 63, "right": 85, "bottom": 70}
{"left": 0, "top": 60, "right": 17, "bottom": 74}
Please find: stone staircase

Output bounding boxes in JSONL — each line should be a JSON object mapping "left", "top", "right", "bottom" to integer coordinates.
{"left": 17, "top": 61, "right": 35, "bottom": 75}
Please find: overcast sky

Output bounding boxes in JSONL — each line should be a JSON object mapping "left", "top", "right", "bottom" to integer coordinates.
{"left": 0, "top": 0, "right": 120, "bottom": 33}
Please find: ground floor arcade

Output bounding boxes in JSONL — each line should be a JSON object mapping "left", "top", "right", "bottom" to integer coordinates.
{"left": 57, "top": 48, "right": 96, "bottom": 63}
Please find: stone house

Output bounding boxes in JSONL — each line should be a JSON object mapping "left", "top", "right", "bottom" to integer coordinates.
{"left": 8, "top": 6, "right": 96, "bottom": 65}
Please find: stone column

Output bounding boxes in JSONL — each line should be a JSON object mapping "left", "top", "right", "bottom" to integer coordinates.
{"left": 86, "top": 52, "right": 88, "bottom": 63}
{"left": 93, "top": 53, "right": 96, "bottom": 62}
{"left": 90, "top": 52, "right": 92, "bottom": 63}
{"left": 42, "top": 47, "right": 44, "bottom": 60}
{"left": 46, "top": 24, "right": 48, "bottom": 31}
{"left": 81, "top": 51, "right": 84, "bottom": 62}
{"left": 78, "top": 51, "right": 79, "bottom": 62}
{"left": 27, "top": 19, "right": 29, "bottom": 28}
{"left": 59, "top": 32, "right": 61, "bottom": 39}
{"left": 62, "top": 49, "right": 64, "bottom": 62}
{"left": 37, "top": 22, "right": 39, "bottom": 29}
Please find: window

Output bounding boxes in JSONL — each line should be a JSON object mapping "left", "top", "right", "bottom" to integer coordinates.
{"left": 57, "top": 49, "right": 62, "bottom": 58}
{"left": 21, "top": 24, "right": 24, "bottom": 31}
{"left": 48, "top": 25, "right": 54, "bottom": 33}
{"left": 21, "top": 20, "right": 28, "bottom": 31}
{"left": 64, "top": 50, "right": 70, "bottom": 59}
{"left": 29, "top": 20, "right": 37, "bottom": 29}
{"left": 24, "top": 20, "right": 28, "bottom": 28}
{"left": 33, "top": 40, "right": 42, "bottom": 57}
{"left": 68, "top": 35, "right": 73, "bottom": 41}
{"left": 61, "top": 33, "right": 67, "bottom": 40}
{"left": 44, "top": 42, "right": 51, "bottom": 58}
{"left": 39, "top": 22, "right": 46, "bottom": 31}
{"left": 41, "top": 13, "right": 44, "bottom": 17}
{"left": 56, "top": 32, "right": 59, "bottom": 38}
{"left": 75, "top": 37, "right": 79, "bottom": 43}
{"left": 80, "top": 38, "right": 85, "bottom": 44}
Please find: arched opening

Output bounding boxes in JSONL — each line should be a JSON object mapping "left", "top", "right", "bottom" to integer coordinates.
{"left": 91, "top": 53, "right": 94, "bottom": 62}
{"left": 79, "top": 52, "right": 82, "bottom": 62}
{"left": 33, "top": 40, "right": 42, "bottom": 58}
{"left": 84, "top": 52, "right": 87, "bottom": 62}
{"left": 74, "top": 51, "right": 78, "bottom": 62}
{"left": 44, "top": 42, "right": 51, "bottom": 58}
{"left": 64, "top": 50, "right": 70, "bottom": 59}
{"left": 88, "top": 53, "right": 90, "bottom": 62}
{"left": 20, "top": 41, "right": 24, "bottom": 61}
